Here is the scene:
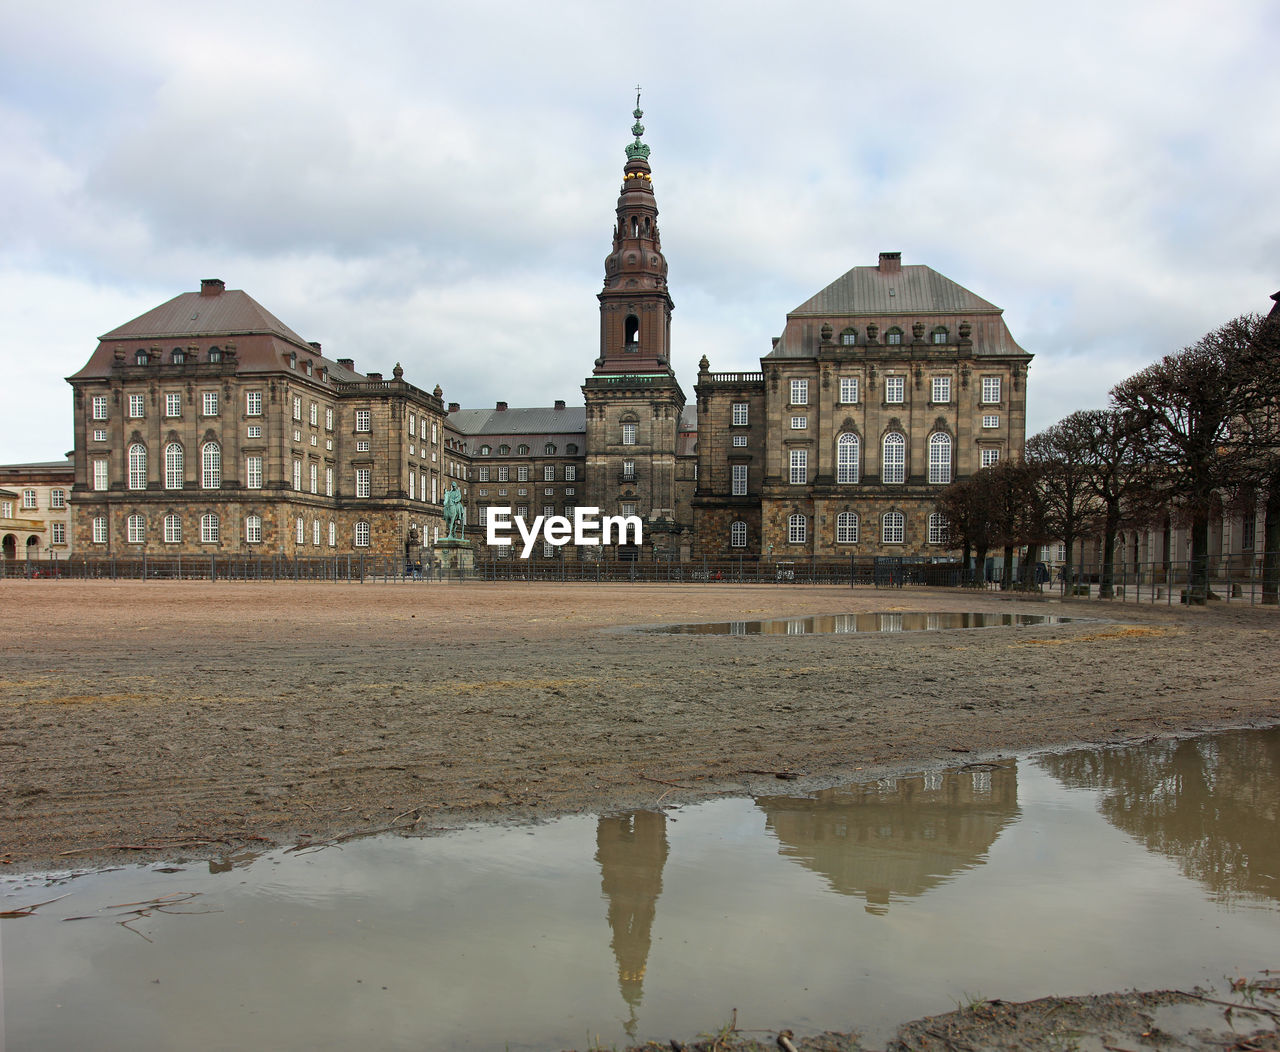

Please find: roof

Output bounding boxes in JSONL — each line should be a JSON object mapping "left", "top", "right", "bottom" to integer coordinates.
{"left": 448, "top": 406, "right": 587, "bottom": 436}
{"left": 790, "top": 263, "right": 1000, "bottom": 316}
{"left": 99, "top": 288, "right": 313, "bottom": 349}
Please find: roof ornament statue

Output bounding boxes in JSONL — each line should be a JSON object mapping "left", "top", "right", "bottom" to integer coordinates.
{"left": 626, "top": 85, "right": 651, "bottom": 161}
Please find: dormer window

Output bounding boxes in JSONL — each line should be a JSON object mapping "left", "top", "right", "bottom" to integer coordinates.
{"left": 517, "top": 444, "right": 530, "bottom": 455}
{"left": 172, "top": 348, "right": 185, "bottom": 364}
{"left": 932, "top": 327, "right": 949, "bottom": 345}
{"left": 885, "top": 327, "right": 904, "bottom": 345}
{"left": 840, "top": 328, "right": 857, "bottom": 346}
{"left": 135, "top": 350, "right": 148, "bottom": 366}
{"left": 208, "top": 346, "right": 222, "bottom": 363}
{"left": 498, "top": 444, "right": 510, "bottom": 455}
{"left": 304, "top": 359, "right": 313, "bottom": 376}
{"left": 480, "top": 445, "right": 491, "bottom": 456}
{"left": 288, "top": 352, "right": 296, "bottom": 369}
{"left": 544, "top": 443, "right": 556, "bottom": 455}
{"left": 567, "top": 443, "right": 578, "bottom": 454}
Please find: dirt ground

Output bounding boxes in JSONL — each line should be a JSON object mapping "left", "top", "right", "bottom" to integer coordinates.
{"left": 2, "top": 579, "right": 1279, "bottom": 875}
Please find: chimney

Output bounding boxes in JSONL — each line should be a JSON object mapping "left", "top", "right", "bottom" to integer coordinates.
{"left": 200, "top": 278, "right": 225, "bottom": 296}
{"left": 366, "top": 372, "right": 382, "bottom": 382}
{"left": 337, "top": 358, "right": 354, "bottom": 371}
{"left": 554, "top": 399, "right": 566, "bottom": 410}
{"left": 308, "top": 342, "right": 322, "bottom": 354}
{"left": 448, "top": 402, "right": 460, "bottom": 413}
{"left": 878, "top": 251, "right": 901, "bottom": 274}
{"left": 496, "top": 401, "right": 508, "bottom": 411}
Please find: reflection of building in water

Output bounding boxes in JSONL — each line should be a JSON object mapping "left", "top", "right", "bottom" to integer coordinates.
{"left": 757, "top": 765, "right": 1018, "bottom": 913}
{"left": 595, "top": 811, "right": 669, "bottom": 1036}
{"left": 1039, "top": 728, "right": 1280, "bottom": 907}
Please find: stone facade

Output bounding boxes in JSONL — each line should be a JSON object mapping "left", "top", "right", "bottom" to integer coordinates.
{"left": 0, "top": 458, "right": 75, "bottom": 561}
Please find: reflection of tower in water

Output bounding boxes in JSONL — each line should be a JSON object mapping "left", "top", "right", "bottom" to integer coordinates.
{"left": 595, "top": 811, "right": 669, "bottom": 1037}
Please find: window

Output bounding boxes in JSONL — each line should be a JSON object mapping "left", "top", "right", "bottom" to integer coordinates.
{"left": 885, "top": 327, "right": 903, "bottom": 345}
{"left": 202, "top": 391, "right": 218, "bottom": 416}
{"left": 202, "top": 442, "right": 222, "bottom": 489}
{"left": 1243, "top": 517, "right": 1257, "bottom": 551}
{"left": 931, "top": 377, "right": 951, "bottom": 404}
{"left": 245, "top": 515, "right": 262, "bottom": 544}
{"left": 982, "top": 377, "right": 1002, "bottom": 404}
{"left": 22, "top": 488, "right": 37, "bottom": 509}
{"left": 292, "top": 459, "right": 302, "bottom": 491}
{"left": 328, "top": 521, "right": 336, "bottom": 547}
{"left": 201, "top": 514, "right": 219, "bottom": 543}
{"left": 247, "top": 425, "right": 262, "bottom": 439}
{"left": 622, "top": 460, "right": 636, "bottom": 480}
{"left": 92, "top": 460, "right": 108, "bottom": 491}
{"left": 129, "top": 393, "right": 145, "bottom": 418}
{"left": 499, "top": 445, "right": 510, "bottom": 455}
{"left": 479, "top": 445, "right": 491, "bottom": 456}
{"left": 91, "top": 395, "right": 108, "bottom": 420}
{"left": 2, "top": 500, "right": 12, "bottom": 518}
{"left": 497, "top": 466, "right": 509, "bottom": 482}
{"left": 839, "top": 377, "right": 859, "bottom": 404}
{"left": 789, "top": 448, "right": 807, "bottom": 485}
{"left": 309, "top": 463, "right": 318, "bottom": 494}
{"left": 882, "top": 511, "right": 905, "bottom": 544}
{"left": 93, "top": 428, "right": 107, "bottom": 442}
{"left": 932, "top": 328, "right": 949, "bottom": 345}
{"left": 789, "top": 379, "right": 808, "bottom": 405}
{"left": 517, "top": 444, "right": 530, "bottom": 456}
{"left": 326, "top": 467, "right": 334, "bottom": 497}
{"left": 209, "top": 347, "right": 222, "bottom": 363}
{"left": 730, "top": 520, "right": 747, "bottom": 547}
{"left": 622, "top": 422, "right": 637, "bottom": 445}
{"left": 355, "top": 410, "right": 371, "bottom": 432}
{"left": 882, "top": 432, "right": 906, "bottom": 484}
{"left": 982, "top": 414, "right": 1000, "bottom": 429}
{"left": 840, "top": 328, "right": 857, "bottom": 346}
{"left": 164, "top": 443, "right": 184, "bottom": 489}
{"left": 544, "top": 443, "right": 556, "bottom": 455}
{"left": 732, "top": 403, "right": 749, "bottom": 426}
{"left": 309, "top": 402, "right": 318, "bottom": 427}
{"left": 837, "top": 433, "right": 860, "bottom": 484}
{"left": 92, "top": 516, "right": 107, "bottom": 543}
{"left": 51, "top": 522, "right": 66, "bottom": 545}
{"left": 885, "top": 376, "right": 905, "bottom": 403}
{"left": 564, "top": 465, "right": 576, "bottom": 481}
{"left": 544, "top": 465, "right": 555, "bottom": 481}
{"left": 788, "top": 513, "right": 807, "bottom": 544}
{"left": 477, "top": 466, "right": 490, "bottom": 482}
{"left": 128, "top": 443, "right": 147, "bottom": 490}
{"left": 355, "top": 440, "right": 369, "bottom": 452}
{"left": 517, "top": 466, "right": 529, "bottom": 482}
{"left": 929, "top": 513, "right": 950, "bottom": 545}
{"left": 409, "top": 473, "right": 416, "bottom": 500}
{"left": 356, "top": 468, "right": 371, "bottom": 498}
{"left": 928, "top": 433, "right": 952, "bottom": 485}
{"left": 296, "top": 517, "right": 305, "bottom": 544}
{"left": 246, "top": 391, "right": 262, "bottom": 416}
{"left": 164, "top": 513, "right": 182, "bottom": 544}
{"left": 325, "top": 407, "right": 334, "bottom": 431}
{"left": 836, "top": 512, "right": 859, "bottom": 544}
{"left": 50, "top": 489, "right": 66, "bottom": 509}
{"left": 619, "top": 502, "right": 635, "bottom": 518}
{"left": 292, "top": 396, "right": 302, "bottom": 421}
{"left": 790, "top": 416, "right": 807, "bottom": 430}
{"left": 981, "top": 448, "right": 1001, "bottom": 468}
{"left": 165, "top": 392, "right": 181, "bottom": 418}
{"left": 732, "top": 464, "right": 748, "bottom": 496}
{"left": 127, "top": 514, "right": 145, "bottom": 543}
{"left": 408, "top": 413, "right": 417, "bottom": 435}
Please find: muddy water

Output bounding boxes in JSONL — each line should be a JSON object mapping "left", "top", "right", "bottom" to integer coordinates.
{"left": 3, "top": 727, "right": 1278, "bottom": 1051}
{"left": 642, "top": 611, "right": 1078, "bottom": 634}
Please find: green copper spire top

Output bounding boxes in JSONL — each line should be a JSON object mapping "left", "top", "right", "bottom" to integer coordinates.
{"left": 626, "top": 86, "right": 651, "bottom": 161}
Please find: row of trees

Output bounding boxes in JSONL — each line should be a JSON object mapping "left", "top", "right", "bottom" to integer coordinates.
{"left": 938, "top": 306, "right": 1280, "bottom": 603}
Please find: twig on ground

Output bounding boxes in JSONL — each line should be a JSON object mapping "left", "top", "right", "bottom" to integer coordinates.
{"left": 0, "top": 893, "right": 70, "bottom": 917}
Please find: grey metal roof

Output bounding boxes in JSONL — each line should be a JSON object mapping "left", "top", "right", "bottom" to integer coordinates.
{"left": 790, "top": 264, "right": 1000, "bottom": 316}
{"left": 99, "top": 288, "right": 314, "bottom": 350}
{"left": 448, "top": 406, "right": 587, "bottom": 436}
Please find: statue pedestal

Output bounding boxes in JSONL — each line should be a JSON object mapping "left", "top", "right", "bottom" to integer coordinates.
{"left": 433, "top": 538, "right": 475, "bottom": 571}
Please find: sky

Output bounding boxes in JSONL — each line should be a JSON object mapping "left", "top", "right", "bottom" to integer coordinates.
{"left": 1, "top": 0, "right": 1277, "bottom": 463}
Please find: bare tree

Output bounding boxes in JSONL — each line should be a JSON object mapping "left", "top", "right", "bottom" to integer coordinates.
{"left": 937, "top": 475, "right": 994, "bottom": 584}
{"left": 1026, "top": 414, "right": 1102, "bottom": 592}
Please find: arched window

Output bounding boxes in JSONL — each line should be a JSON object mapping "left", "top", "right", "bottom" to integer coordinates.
{"left": 932, "top": 327, "right": 949, "bottom": 345}
{"left": 517, "top": 444, "right": 530, "bottom": 456}
{"left": 928, "top": 432, "right": 952, "bottom": 485}
{"left": 885, "top": 327, "right": 904, "bottom": 345}
{"left": 126, "top": 514, "right": 145, "bottom": 544}
{"left": 479, "top": 445, "right": 491, "bottom": 456}
{"left": 730, "top": 520, "right": 747, "bottom": 548}
{"left": 837, "top": 433, "right": 860, "bottom": 484}
{"left": 201, "top": 441, "right": 221, "bottom": 489}
{"left": 631, "top": 216, "right": 639, "bottom": 238}
{"left": 172, "top": 347, "right": 185, "bottom": 364}
{"left": 128, "top": 443, "right": 147, "bottom": 490}
{"left": 836, "top": 512, "right": 859, "bottom": 543}
{"left": 498, "top": 444, "right": 510, "bottom": 455}
{"left": 134, "top": 349, "right": 148, "bottom": 365}
{"left": 929, "top": 513, "right": 950, "bottom": 545}
{"left": 245, "top": 515, "right": 262, "bottom": 544}
{"left": 545, "top": 443, "right": 556, "bottom": 455}
{"left": 328, "top": 521, "right": 336, "bottom": 547}
{"left": 788, "top": 513, "right": 807, "bottom": 544}
{"left": 354, "top": 521, "right": 371, "bottom": 547}
{"left": 882, "top": 511, "right": 905, "bottom": 544}
{"left": 624, "top": 315, "right": 640, "bottom": 347}
{"left": 840, "top": 328, "right": 857, "bottom": 346}
{"left": 882, "top": 432, "right": 906, "bottom": 484}
{"left": 566, "top": 444, "right": 579, "bottom": 455}
{"left": 163, "top": 513, "right": 182, "bottom": 544}
{"left": 200, "top": 513, "right": 219, "bottom": 543}
{"left": 164, "top": 443, "right": 184, "bottom": 490}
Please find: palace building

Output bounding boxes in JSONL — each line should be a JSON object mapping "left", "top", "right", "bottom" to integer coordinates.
{"left": 60, "top": 105, "right": 1031, "bottom": 565}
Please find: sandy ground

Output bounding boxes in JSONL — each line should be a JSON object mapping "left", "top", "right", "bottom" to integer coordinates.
{"left": 2, "top": 579, "right": 1279, "bottom": 874}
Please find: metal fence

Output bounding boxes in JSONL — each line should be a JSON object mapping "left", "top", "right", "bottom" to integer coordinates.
{"left": 1049, "top": 554, "right": 1280, "bottom": 606}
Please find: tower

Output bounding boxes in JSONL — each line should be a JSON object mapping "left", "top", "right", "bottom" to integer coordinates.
{"left": 583, "top": 95, "right": 686, "bottom": 544}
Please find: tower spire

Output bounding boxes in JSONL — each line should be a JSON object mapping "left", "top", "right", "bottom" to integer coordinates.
{"left": 627, "top": 86, "right": 650, "bottom": 161}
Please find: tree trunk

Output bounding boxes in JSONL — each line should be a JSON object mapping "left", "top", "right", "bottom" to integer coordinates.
{"left": 1001, "top": 544, "right": 1014, "bottom": 590}
{"left": 1061, "top": 531, "right": 1075, "bottom": 597}
{"left": 961, "top": 540, "right": 973, "bottom": 585}
{"left": 1100, "top": 512, "right": 1119, "bottom": 599}
{"left": 1264, "top": 486, "right": 1280, "bottom": 605}
{"left": 976, "top": 544, "right": 990, "bottom": 585}
{"left": 1024, "top": 542, "right": 1041, "bottom": 591}
{"left": 1188, "top": 514, "right": 1210, "bottom": 604}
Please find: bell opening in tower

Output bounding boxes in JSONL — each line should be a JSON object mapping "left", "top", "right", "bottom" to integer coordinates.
{"left": 625, "top": 315, "right": 640, "bottom": 348}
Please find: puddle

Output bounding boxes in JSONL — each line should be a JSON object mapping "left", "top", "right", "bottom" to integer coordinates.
{"left": 641, "top": 611, "right": 1078, "bottom": 635}
{"left": 3, "top": 727, "right": 1278, "bottom": 1051}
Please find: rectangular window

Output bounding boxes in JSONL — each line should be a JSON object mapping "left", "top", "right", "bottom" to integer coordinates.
{"left": 22, "top": 489, "right": 37, "bottom": 509}
{"left": 293, "top": 460, "right": 302, "bottom": 491}
{"left": 293, "top": 396, "right": 302, "bottom": 421}
{"left": 982, "top": 414, "right": 1000, "bottom": 429}
{"left": 732, "top": 464, "right": 748, "bottom": 496}
{"left": 478, "top": 466, "right": 490, "bottom": 482}
{"left": 328, "top": 521, "right": 336, "bottom": 547}
{"left": 92, "top": 460, "right": 108, "bottom": 491}
{"left": 497, "top": 466, "right": 509, "bottom": 482}
{"left": 202, "top": 391, "right": 219, "bottom": 416}
{"left": 93, "top": 428, "right": 107, "bottom": 442}
{"left": 409, "top": 473, "right": 416, "bottom": 500}
{"left": 732, "top": 434, "right": 747, "bottom": 447}
{"left": 127, "top": 515, "right": 145, "bottom": 544}
{"left": 982, "top": 377, "right": 1002, "bottom": 404}
{"left": 296, "top": 517, "right": 305, "bottom": 544}
{"left": 931, "top": 377, "right": 951, "bottom": 404}
{"left": 732, "top": 403, "right": 749, "bottom": 426}
{"left": 51, "top": 521, "right": 67, "bottom": 545}
{"left": 839, "top": 377, "right": 859, "bottom": 404}
{"left": 929, "top": 514, "right": 949, "bottom": 545}
{"left": 356, "top": 440, "right": 370, "bottom": 452}
{"left": 0, "top": 500, "right": 10, "bottom": 518}
{"left": 325, "top": 467, "right": 334, "bottom": 497}
{"left": 309, "top": 462, "right": 318, "bottom": 494}
{"left": 313, "top": 520, "right": 321, "bottom": 547}
{"left": 788, "top": 515, "right": 806, "bottom": 544}
{"left": 91, "top": 395, "right": 108, "bottom": 420}
{"left": 789, "top": 379, "right": 808, "bottom": 406}
{"left": 789, "top": 448, "right": 807, "bottom": 485}
{"left": 543, "top": 465, "right": 555, "bottom": 481}
{"left": 309, "top": 402, "right": 318, "bottom": 427}
{"left": 165, "top": 392, "right": 182, "bottom": 418}
{"left": 885, "top": 376, "right": 905, "bottom": 403}
{"left": 247, "top": 425, "right": 261, "bottom": 439}
{"left": 790, "top": 416, "right": 807, "bottom": 430}
{"left": 517, "top": 466, "right": 529, "bottom": 482}
{"left": 164, "top": 515, "right": 182, "bottom": 544}
{"left": 128, "top": 393, "right": 145, "bottom": 418}
{"left": 565, "top": 464, "right": 577, "bottom": 481}
{"left": 246, "top": 516, "right": 262, "bottom": 544}
{"left": 620, "top": 502, "right": 635, "bottom": 518}
{"left": 246, "top": 391, "right": 262, "bottom": 416}
{"left": 622, "top": 460, "right": 635, "bottom": 479}
{"left": 355, "top": 409, "right": 371, "bottom": 432}
{"left": 622, "top": 422, "right": 637, "bottom": 445}
{"left": 981, "top": 448, "right": 1000, "bottom": 467}
{"left": 50, "top": 489, "right": 66, "bottom": 509}
{"left": 93, "top": 516, "right": 107, "bottom": 543}
{"left": 408, "top": 413, "right": 417, "bottom": 435}
{"left": 246, "top": 456, "right": 263, "bottom": 489}
{"left": 325, "top": 407, "right": 334, "bottom": 431}
{"left": 356, "top": 468, "right": 371, "bottom": 498}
